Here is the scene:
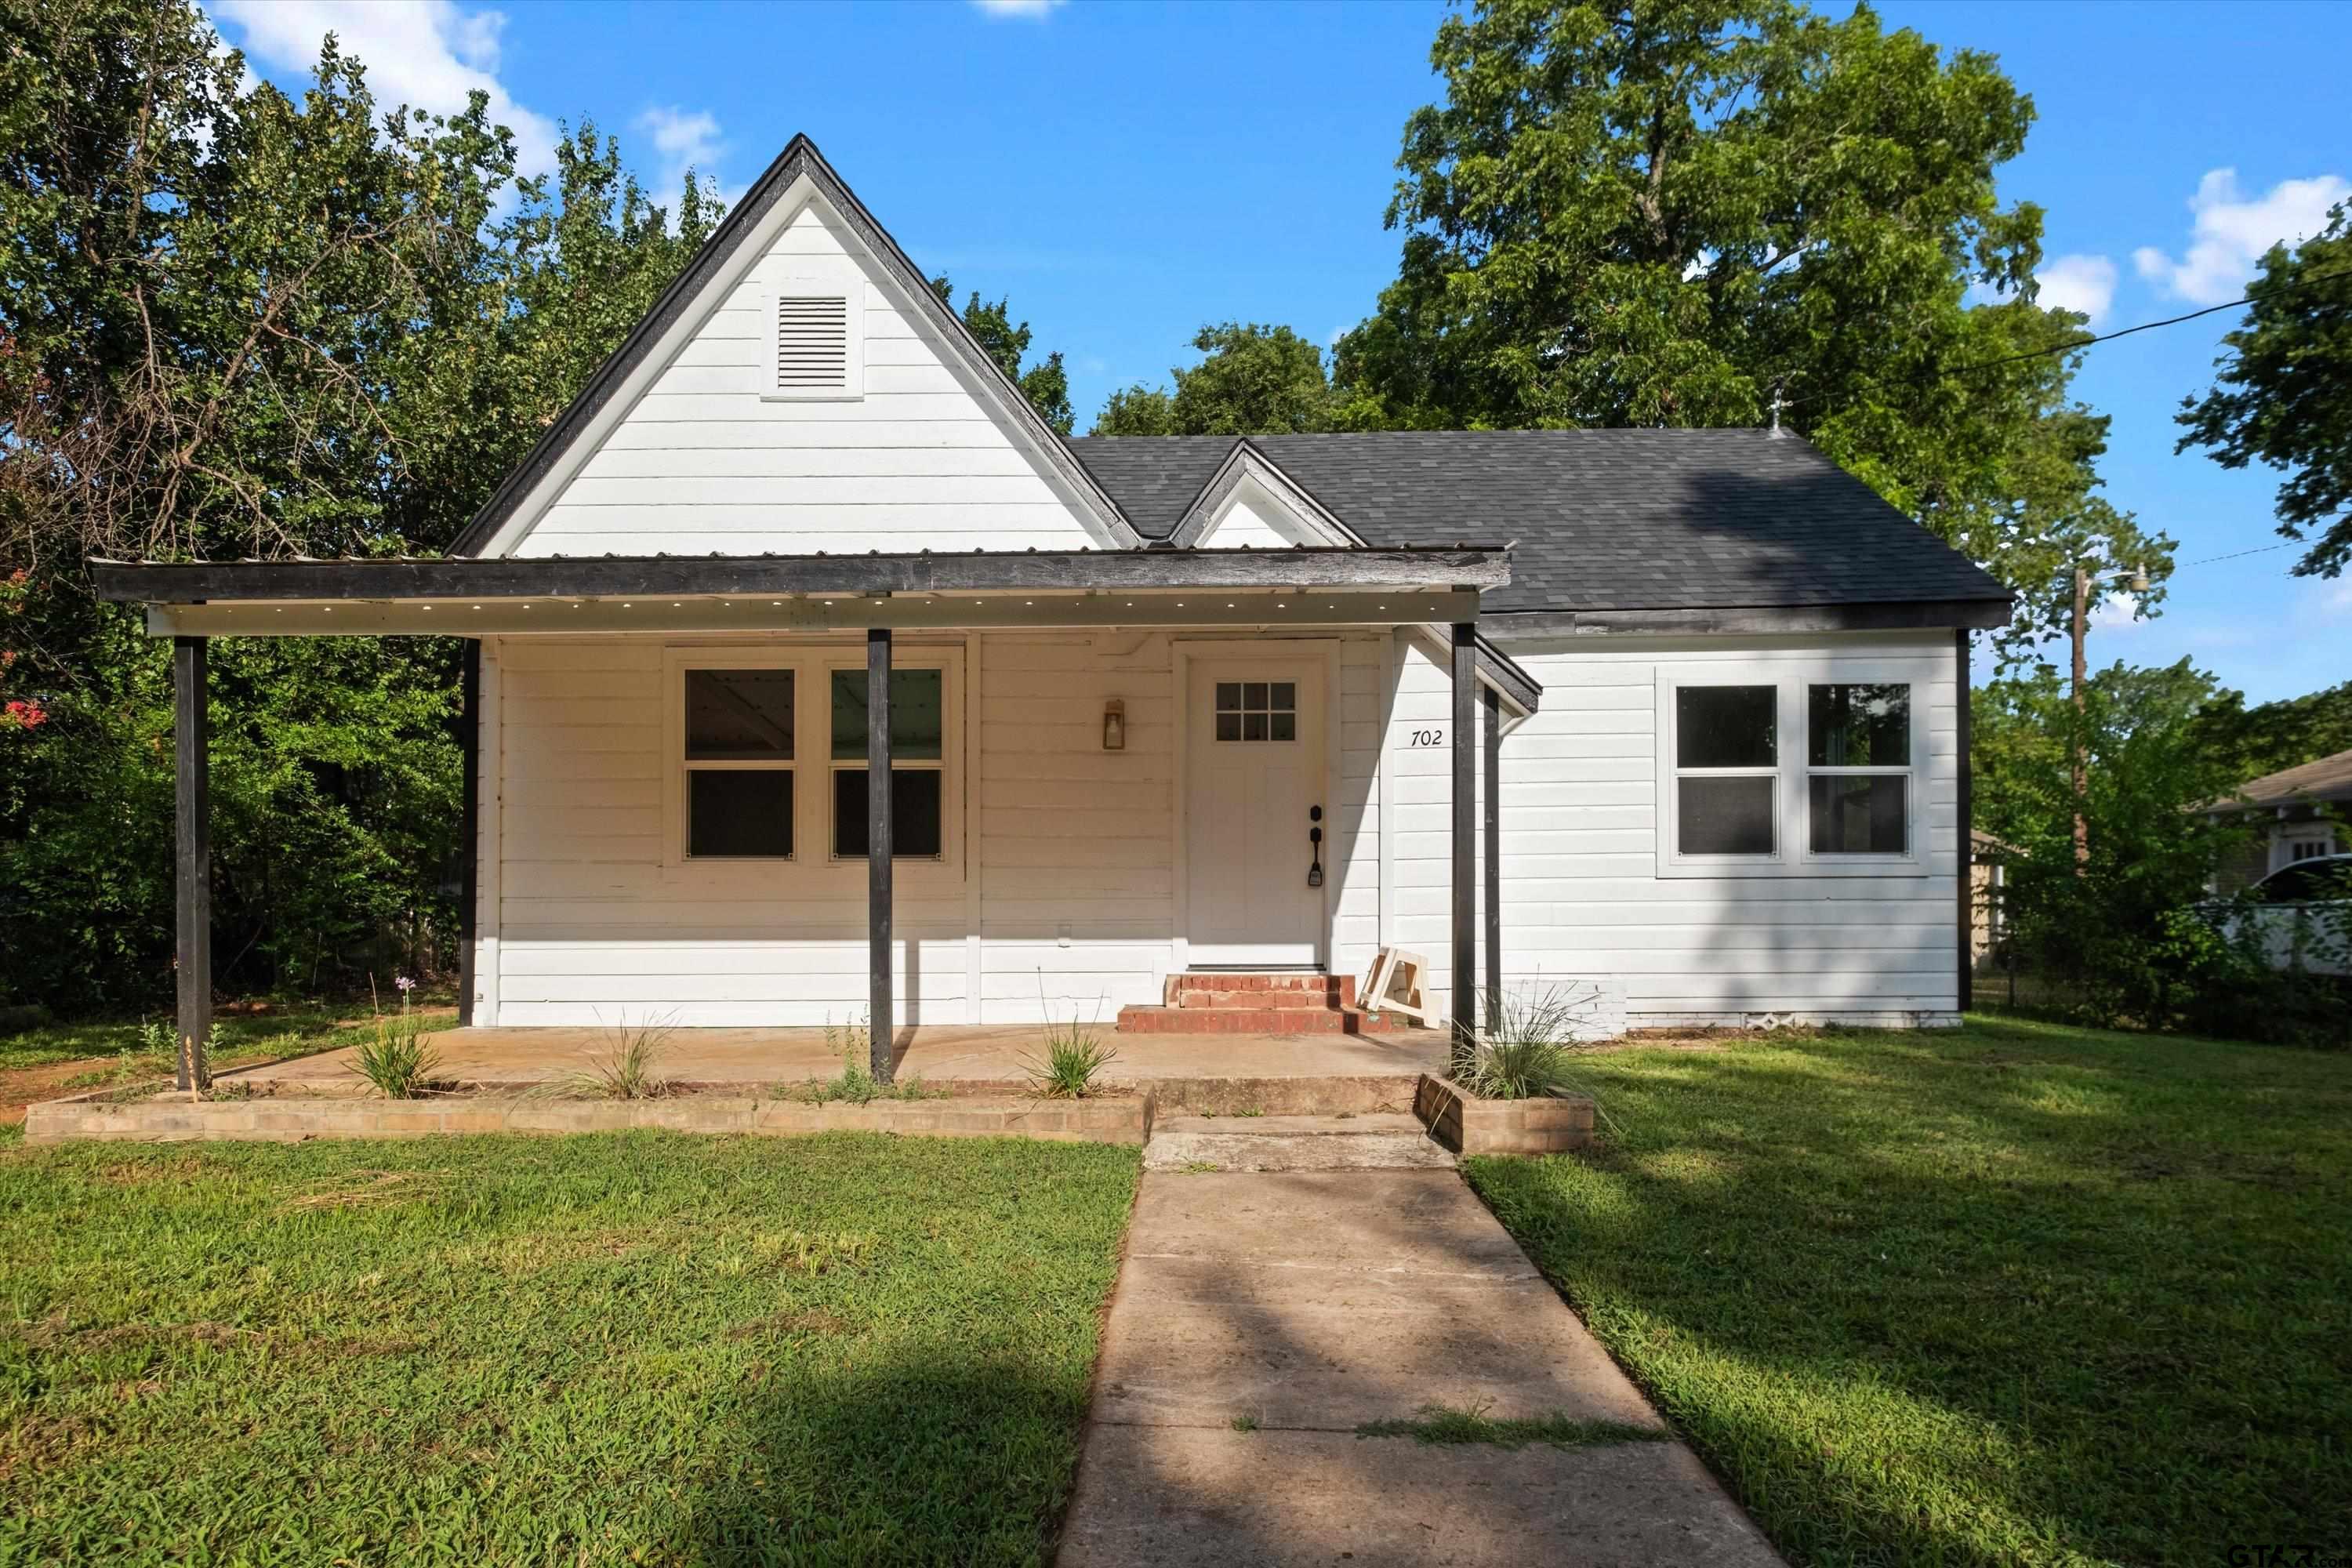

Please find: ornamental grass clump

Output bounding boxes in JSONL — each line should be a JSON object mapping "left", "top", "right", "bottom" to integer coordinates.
{"left": 1023, "top": 985, "right": 1116, "bottom": 1099}
{"left": 1457, "top": 982, "right": 1606, "bottom": 1102}
{"left": 351, "top": 975, "right": 442, "bottom": 1099}
{"left": 563, "top": 1014, "right": 677, "bottom": 1100}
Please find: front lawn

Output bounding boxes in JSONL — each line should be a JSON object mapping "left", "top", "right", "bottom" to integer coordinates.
{"left": 0, "top": 1004, "right": 454, "bottom": 1080}
{"left": 1467, "top": 1016, "right": 2352, "bottom": 1568}
{"left": 0, "top": 1131, "right": 1139, "bottom": 1565}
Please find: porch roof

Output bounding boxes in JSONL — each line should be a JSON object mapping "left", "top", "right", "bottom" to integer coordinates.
{"left": 88, "top": 543, "right": 1512, "bottom": 639}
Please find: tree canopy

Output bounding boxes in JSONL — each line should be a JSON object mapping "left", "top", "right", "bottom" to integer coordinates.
{"left": 1091, "top": 323, "right": 1338, "bottom": 436}
{"left": 2176, "top": 202, "right": 2352, "bottom": 579}
{"left": 1327, "top": 0, "right": 2172, "bottom": 660}
{"left": 930, "top": 278, "right": 1073, "bottom": 435}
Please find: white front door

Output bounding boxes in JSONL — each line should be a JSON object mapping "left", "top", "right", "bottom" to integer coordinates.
{"left": 1186, "top": 659, "right": 1326, "bottom": 967}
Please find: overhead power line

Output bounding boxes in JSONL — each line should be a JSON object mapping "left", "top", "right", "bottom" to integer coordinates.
{"left": 1781, "top": 259, "right": 2352, "bottom": 410}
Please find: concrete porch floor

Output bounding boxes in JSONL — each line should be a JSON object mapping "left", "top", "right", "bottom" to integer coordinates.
{"left": 227, "top": 1022, "right": 1449, "bottom": 1092}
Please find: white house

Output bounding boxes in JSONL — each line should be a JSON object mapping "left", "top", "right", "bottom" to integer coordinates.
{"left": 94, "top": 136, "right": 2010, "bottom": 1081}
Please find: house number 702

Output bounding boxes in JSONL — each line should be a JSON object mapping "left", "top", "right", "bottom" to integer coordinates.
{"left": 1405, "top": 728, "right": 1445, "bottom": 747}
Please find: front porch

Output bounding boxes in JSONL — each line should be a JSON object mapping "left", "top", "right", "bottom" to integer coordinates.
{"left": 226, "top": 1021, "right": 1448, "bottom": 1102}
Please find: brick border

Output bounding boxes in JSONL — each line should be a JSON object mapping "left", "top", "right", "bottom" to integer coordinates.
{"left": 23, "top": 1088, "right": 1151, "bottom": 1146}
{"left": 1412, "top": 1073, "right": 1593, "bottom": 1156}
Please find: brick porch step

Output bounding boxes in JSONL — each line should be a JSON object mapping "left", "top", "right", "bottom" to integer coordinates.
{"left": 1118, "top": 972, "right": 1399, "bottom": 1034}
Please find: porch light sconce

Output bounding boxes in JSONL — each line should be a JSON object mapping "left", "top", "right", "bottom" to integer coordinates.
{"left": 1102, "top": 698, "right": 1126, "bottom": 751}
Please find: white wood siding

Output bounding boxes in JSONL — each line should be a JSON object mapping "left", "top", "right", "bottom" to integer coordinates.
{"left": 1481, "top": 631, "right": 1963, "bottom": 1026}
{"left": 479, "top": 626, "right": 1960, "bottom": 1030}
{"left": 512, "top": 203, "right": 1103, "bottom": 559}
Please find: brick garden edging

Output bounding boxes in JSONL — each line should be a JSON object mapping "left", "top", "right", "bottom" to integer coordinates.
{"left": 1412, "top": 1073, "right": 1594, "bottom": 1156}
{"left": 22, "top": 1087, "right": 1150, "bottom": 1146}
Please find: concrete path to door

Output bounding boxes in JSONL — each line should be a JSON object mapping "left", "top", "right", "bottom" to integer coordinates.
{"left": 1055, "top": 1171, "right": 1784, "bottom": 1568}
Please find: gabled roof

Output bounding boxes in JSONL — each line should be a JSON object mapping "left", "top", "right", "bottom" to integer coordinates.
{"left": 449, "top": 135, "right": 1140, "bottom": 557}
{"left": 1069, "top": 429, "right": 2011, "bottom": 618}
{"left": 2222, "top": 747, "right": 2352, "bottom": 810}
{"left": 1167, "top": 439, "right": 1363, "bottom": 548}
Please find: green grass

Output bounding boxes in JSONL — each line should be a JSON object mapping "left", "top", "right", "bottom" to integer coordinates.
{"left": 1355, "top": 1403, "right": 1668, "bottom": 1450}
{"left": 1465, "top": 1015, "right": 2352, "bottom": 1567}
{"left": 1, "top": 1006, "right": 458, "bottom": 1083}
{"left": 0, "top": 1131, "right": 1139, "bottom": 1565}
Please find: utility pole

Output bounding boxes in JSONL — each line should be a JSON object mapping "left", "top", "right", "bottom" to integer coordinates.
{"left": 2071, "top": 565, "right": 2090, "bottom": 869}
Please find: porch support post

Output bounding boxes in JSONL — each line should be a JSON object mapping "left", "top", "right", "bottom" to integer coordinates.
{"left": 867, "top": 626, "right": 895, "bottom": 1083}
{"left": 457, "top": 639, "right": 480, "bottom": 1028}
{"left": 1483, "top": 683, "right": 1501, "bottom": 1030}
{"left": 1450, "top": 621, "right": 1476, "bottom": 1070}
{"left": 173, "top": 636, "right": 211, "bottom": 1091}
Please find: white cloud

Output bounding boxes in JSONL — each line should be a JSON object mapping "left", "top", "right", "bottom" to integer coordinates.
{"left": 972, "top": 0, "right": 1064, "bottom": 16}
{"left": 636, "top": 105, "right": 728, "bottom": 203}
{"left": 209, "top": 0, "right": 559, "bottom": 173}
{"left": 2088, "top": 590, "right": 2145, "bottom": 631}
{"left": 2132, "top": 167, "right": 2352, "bottom": 305}
{"left": 2035, "top": 253, "right": 2118, "bottom": 325}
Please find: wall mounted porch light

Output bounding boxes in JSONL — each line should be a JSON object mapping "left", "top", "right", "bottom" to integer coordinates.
{"left": 1102, "top": 698, "right": 1126, "bottom": 751}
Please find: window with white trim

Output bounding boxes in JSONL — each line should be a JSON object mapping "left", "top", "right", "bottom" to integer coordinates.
{"left": 684, "top": 670, "right": 796, "bottom": 858}
{"left": 1657, "top": 662, "right": 1932, "bottom": 878}
{"left": 829, "top": 666, "right": 945, "bottom": 859}
{"left": 1673, "top": 685, "right": 1778, "bottom": 856}
{"left": 1807, "top": 683, "right": 1911, "bottom": 855}
{"left": 670, "top": 648, "right": 958, "bottom": 869}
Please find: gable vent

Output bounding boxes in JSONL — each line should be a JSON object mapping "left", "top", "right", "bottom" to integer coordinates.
{"left": 767, "top": 291, "right": 862, "bottom": 400}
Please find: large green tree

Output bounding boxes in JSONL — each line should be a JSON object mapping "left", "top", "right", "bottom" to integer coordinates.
{"left": 1333, "top": 0, "right": 2170, "bottom": 658}
{"left": 2176, "top": 202, "right": 2352, "bottom": 579}
{"left": 1092, "top": 323, "right": 1338, "bottom": 436}
{"left": 930, "top": 277, "right": 1074, "bottom": 435}
{"left": 0, "top": 0, "right": 717, "bottom": 1007}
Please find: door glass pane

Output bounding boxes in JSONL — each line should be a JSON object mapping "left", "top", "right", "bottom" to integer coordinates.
{"left": 1243, "top": 682, "right": 1267, "bottom": 710}
{"left": 1214, "top": 713, "right": 1241, "bottom": 742}
{"left": 1679, "top": 775, "right": 1774, "bottom": 855}
{"left": 1243, "top": 712, "right": 1267, "bottom": 741}
{"left": 688, "top": 771, "right": 793, "bottom": 857}
{"left": 1676, "top": 687, "right": 1775, "bottom": 768}
{"left": 1271, "top": 682, "right": 1295, "bottom": 710}
{"left": 686, "top": 670, "right": 794, "bottom": 760}
{"left": 1216, "top": 682, "right": 1240, "bottom": 710}
{"left": 833, "top": 768, "right": 944, "bottom": 858}
{"left": 1809, "top": 775, "right": 1907, "bottom": 854}
{"left": 1270, "top": 712, "right": 1295, "bottom": 742}
{"left": 1809, "top": 684, "right": 1911, "bottom": 767}
{"left": 831, "top": 668, "right": 944, "bottom": 760}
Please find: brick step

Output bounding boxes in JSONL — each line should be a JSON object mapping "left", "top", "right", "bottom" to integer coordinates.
{"left": 1116, "top": 1004, "right": 1400, "bottom": 1035}
{"left": 1163, "top": 972, "right": 1358, "bottom": 1008}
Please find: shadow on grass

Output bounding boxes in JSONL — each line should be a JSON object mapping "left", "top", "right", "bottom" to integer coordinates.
{"left": 1464, "top": 1021, "right": 2352, "bottom": 1568}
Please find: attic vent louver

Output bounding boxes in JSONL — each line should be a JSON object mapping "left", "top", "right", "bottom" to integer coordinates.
{"left": 767, "top": 290, "right": 862, "bottom": 401}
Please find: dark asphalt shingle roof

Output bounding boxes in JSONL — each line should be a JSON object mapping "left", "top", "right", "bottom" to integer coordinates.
{"left": 1066, "top": 429, "right": 2009, "bottom": 616}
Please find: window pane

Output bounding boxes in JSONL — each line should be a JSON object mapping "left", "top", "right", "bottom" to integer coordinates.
{"left": 1243, "top": 682, "right": 1268, "bottom": 710}
{"left": 1809, "top": 684, "right": 1911, "bottom": 767}
{"left": 688, "top": 770, "right": 793, "bottom": 858}
{"left": 1271, "top": 682, "right": 1295, "bottom": 710}
{"left": 831, "top": 668, "right": 944, "bottom": 760}
{"left": 1216, "top": 682, "right": 1240, "bottom": 711}
{"left": 1809, "top": 775, "right": 1907, "bottom": 854}
{"left": 1676, "top": 687, "right": 1775, "bottom": 768}
{"left": 1214, "top": 713, "right": 1240, "bottom": 742}
{"left": 1243, "top": 712, "right": 1267, "bottom": 741}
{"left": 686, "top": 670, "right": 793, "bottom": 760}
{"left": 1679, "top": 775, "right": 1774, "bottom": 856}
{"left": 833, "top": 768, "right": 944, "bottom": 858}
{"left": 1270, "top": 712, "right": 1295, "bottom": 742}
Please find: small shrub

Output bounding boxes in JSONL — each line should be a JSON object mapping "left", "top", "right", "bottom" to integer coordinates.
{"left": 350, "top": 1011, "right": 441, "bottom": 1100}
{"left": 775, "top": 1015, "right": 949, "bottom": 1104}
{"left": 562, "top": 1014, "right": 676, "bottom": 1100}
{"left": 1455, "top": 981, "right": 1603, "bottom": 1101}
{"left": 1023, "top": 982, "right": 1116, "bottom": 1098}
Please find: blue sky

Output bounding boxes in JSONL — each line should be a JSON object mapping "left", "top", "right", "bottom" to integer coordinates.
{"left": 207, "top": 0, "right": 2351, "bottom": 704}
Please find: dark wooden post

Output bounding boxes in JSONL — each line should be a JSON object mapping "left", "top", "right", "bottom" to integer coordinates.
{"left": 457, "top": 640, "right": 481, "bottom": 1028}
{"left": 867, "top": 627, "right": 895, "bottom": 1083}
{"left": 1955, "top": 627, "right": 1973, "bottom": 1014}
{"left": 1483, "top": 682, "right": 1502, "bottom": 1032}
{"left": 173, "top": 636, "right": 212, "bottom": 1090}
{"left": 1450, "top": 622, "right": 1477, "bottom": 1070}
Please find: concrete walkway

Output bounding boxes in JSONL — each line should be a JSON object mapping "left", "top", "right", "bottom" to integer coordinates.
{"left": 1055, "top": 1171, "right": 1784, "bottom": 1567}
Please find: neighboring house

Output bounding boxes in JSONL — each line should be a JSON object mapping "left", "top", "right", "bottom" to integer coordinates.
{"left": 2206, "top": 748, "right": 2352, "bottom": 891}
{"left": 93, "top": 136, "right": 2011, "bottom": 1062}
{"left": 1969, "top": 829, "right": 2015, "bottom": 972}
